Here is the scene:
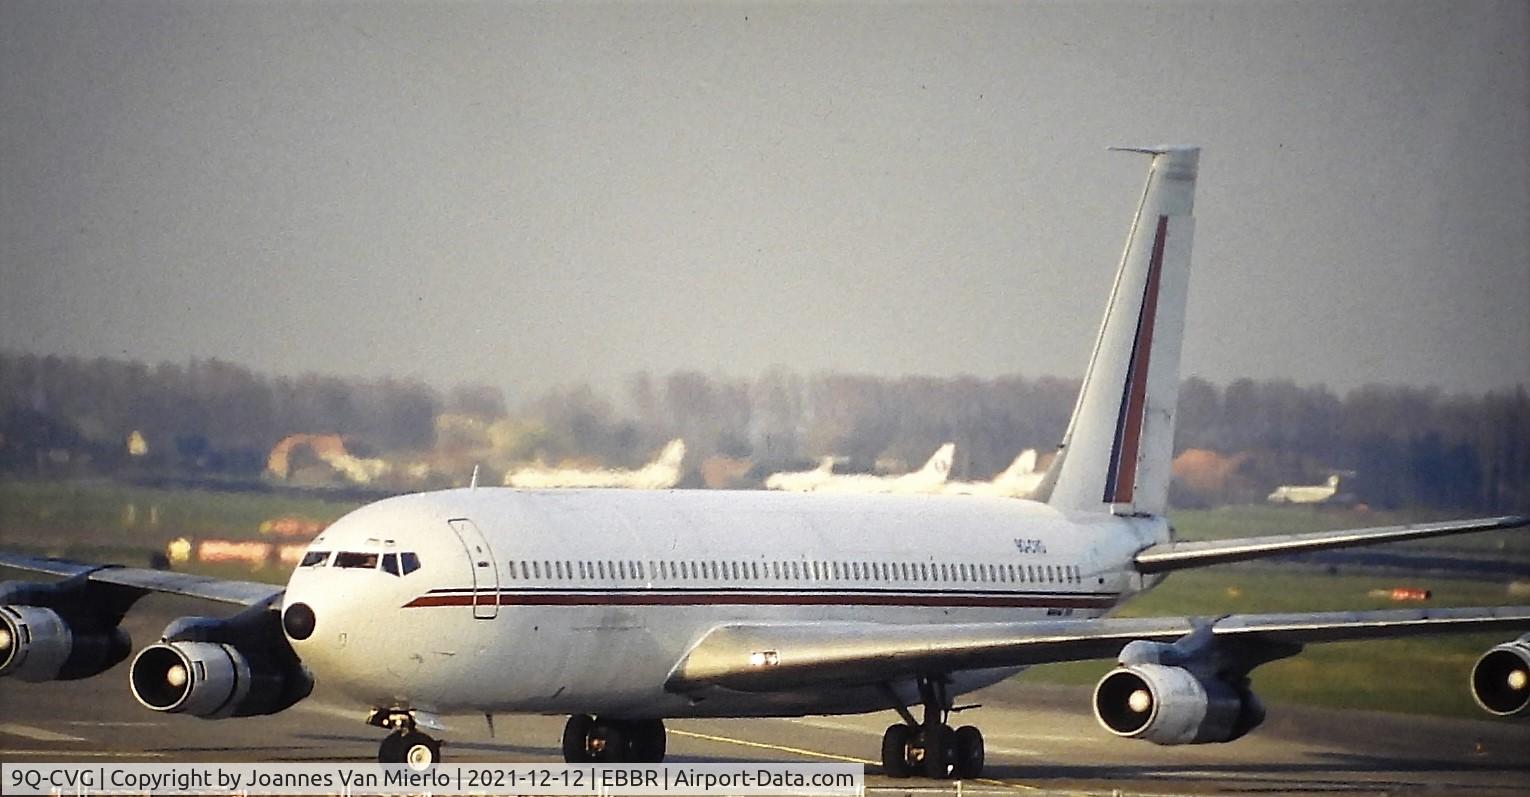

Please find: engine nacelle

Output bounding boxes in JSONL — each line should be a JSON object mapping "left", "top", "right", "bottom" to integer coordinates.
{"left": 1471, "top": 636, "right": 1530, "bottom": 718}
{"left": 1, "top": 604, "right": 132, "bottom": 682}
{"left": 1093, "top": 663, "right": 1265, "bottom": 745}
{"left": 129, "top": 616, "right": 312, "bottom": 719}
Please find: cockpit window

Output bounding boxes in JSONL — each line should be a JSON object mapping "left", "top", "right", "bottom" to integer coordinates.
{"left": 299, "top": 551, "right": 331, "bottom": 567}
{"left": 377, "top": 552, "right": 422, "bottom": 577}
{"left": 334, "top": 551, "right": 379, "bottom": 569}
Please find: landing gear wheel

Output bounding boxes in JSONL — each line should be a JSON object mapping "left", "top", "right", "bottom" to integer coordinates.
{"left": 626, "top": 719, "right": 667, "bottom": 763}
{"left": 953, "top": 725, "right": 984, "bottom": 779}
{"left": 379, "top": 729, "right": 442, "bottom": 767}
{"left": 562, "top": 714, "right": 636, "bottom": 762}
{"left": 401, "top": 731, "right": 442, "bottom": 769}
{"left": 880, "top": 724, "right": 913, "bottom": 778}
{"left": 919, "top": 723, "right": 952, "bottom": 779}
{"left": 378, "top": 732, "right": 407, "bottom": 764}
{"left": 562, "top": 714, "right": 596, "bottom": 762}
{"left": 589, "top": 720, "right": 627, "bottom": 763}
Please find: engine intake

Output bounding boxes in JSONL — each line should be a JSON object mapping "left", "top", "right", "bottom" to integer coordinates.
{"left": 129, "top": 612, "right": 312, "bottom": 719}
{"left": 1471, "top": 637, "right": 1530, "bottom": 718}
{"left": 1094, "top": 663, "right": 1265, "bottom": 745}
{"left": 1, "top": 604, "right": 132, "bottom": 682}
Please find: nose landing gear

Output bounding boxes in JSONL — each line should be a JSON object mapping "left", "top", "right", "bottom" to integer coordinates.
{"left": 561, "top": 714, "right": 666, "bottom": 763}
{"left": 369, "top": 709, "right": 442, "bottom": 768}
{"left": 879, "top": 677, "right": 984, "bottom": 779}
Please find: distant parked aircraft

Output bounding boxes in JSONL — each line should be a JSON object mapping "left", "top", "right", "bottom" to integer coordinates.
{"left": 943, "top": 449, "right": 1045, "bottom": 498}
{"left": 504, "top": 439, "right": 685, "bottom": 489}
{"left": 763, "top": 456, "right": 837, "bottom": 492}
{"left": 1267, "top": 474, "right": 1341, "bottom": 504}
{"left": 805, "top": 443, "right": 955, "bottom": 495}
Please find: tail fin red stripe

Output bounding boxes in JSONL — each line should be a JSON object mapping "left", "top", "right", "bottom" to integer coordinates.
{"left": 1104, "top": 215, "right": 1169, "bottom": 503}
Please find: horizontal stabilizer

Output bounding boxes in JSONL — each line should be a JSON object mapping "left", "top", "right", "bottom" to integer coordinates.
{"left": 1134, "top": 515, "right": 1530, "bottom": 574}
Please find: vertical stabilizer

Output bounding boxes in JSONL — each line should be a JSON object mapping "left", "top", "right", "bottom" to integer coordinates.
{"left": 1038, "top": 147, "right": 1198, "bottom": 516}
{"left": 917, "top": 443, "right": 956, "bottom": 481}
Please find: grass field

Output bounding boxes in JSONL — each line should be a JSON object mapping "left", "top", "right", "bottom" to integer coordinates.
{"left": 1, "top": 478, "right": 1526, "bottom": 718}
{"left": 0, "top": 479, "right": 359, "bottom": 581}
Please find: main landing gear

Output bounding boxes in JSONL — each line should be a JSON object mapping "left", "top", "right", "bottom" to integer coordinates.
{"left": 880, "top": 677, "right": 984, "bottom": 779}
{"left": 369, "top": 709, "right": 443, "bottom": 768}
{"left": 561, "top": 714, "right": 667, "bottom": 763}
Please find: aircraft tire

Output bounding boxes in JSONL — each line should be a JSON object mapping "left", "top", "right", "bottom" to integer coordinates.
{"left": 401, "top": 731, "right": 442, "bottom": 769}
{"left": 626, "top": 719, "right": 667, "bottom": 762}
{"left": 378, "top": 732, "right": 407, "bottom": 764}
{"left": 880, "top": 724, "right": 913, "bottom": 778}
{"left": 920, "top": 723, "right": 952, "bottom": 779}
{"left": 589, "top": 720, "right": 627, "bottom": 763}
{"left": 561, "top": 714, "right": 596, "bottom": 762}
{"left": 378, "top": 730, "right": 442, "bottom": 766}
{"left": 953, "top": 725, "right": 984, "bottom": 779}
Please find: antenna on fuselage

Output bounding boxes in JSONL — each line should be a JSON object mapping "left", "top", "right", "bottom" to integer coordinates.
{"left": 470, "top": 465, "right": 480, "bottom": 490}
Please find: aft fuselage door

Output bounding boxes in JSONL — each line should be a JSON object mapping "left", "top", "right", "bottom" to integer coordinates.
{"left": 447, "top": 518, "right": 499, "bottom": 619}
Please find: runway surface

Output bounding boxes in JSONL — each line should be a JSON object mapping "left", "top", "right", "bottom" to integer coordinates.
{"left": 2, "top": 595, "right": 1527, "bottom": 796}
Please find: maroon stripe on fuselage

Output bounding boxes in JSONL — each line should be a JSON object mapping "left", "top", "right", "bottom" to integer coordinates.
{"left": 402, "top": 592, "right": 1120, "bottom": 610}
{"left": 1104, "top": 214, "right": 1170, "bottom": 504}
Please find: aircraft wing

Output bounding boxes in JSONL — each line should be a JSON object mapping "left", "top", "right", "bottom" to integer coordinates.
{"left": 665, "top": 606, "right": 1530, "bottom": 693}
{"left": 1134, "top": 515, "right": 1530, "bottom": 574}
{"left": 0, "top": 552, "right": 284, "bottom": 608}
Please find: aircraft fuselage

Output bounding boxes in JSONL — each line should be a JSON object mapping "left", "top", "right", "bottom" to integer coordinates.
{"left": 283, "top": 488, "right": 1166, "bottom": 718}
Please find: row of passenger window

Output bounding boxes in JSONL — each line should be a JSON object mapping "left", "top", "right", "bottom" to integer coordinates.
{"left": 505, "top": 558, "right": 1084, "bottom": 586}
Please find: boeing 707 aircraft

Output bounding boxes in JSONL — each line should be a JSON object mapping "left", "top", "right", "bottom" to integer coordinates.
{"left": 3, "top": 148, "right": 1528, "bottom": 779}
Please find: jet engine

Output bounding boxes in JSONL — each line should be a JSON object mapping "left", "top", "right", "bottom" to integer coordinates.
{"left": 129, "top": 613, "right": 312, "bottom": 719}
{"left": 1471, "top": 635, "right": 1530, "bottom": 718}
{"left": 1, "top": 585, "right": 135, "bottom": 682}
{"left": 1093, "top": 663, "right": 1265, "bottom": 745}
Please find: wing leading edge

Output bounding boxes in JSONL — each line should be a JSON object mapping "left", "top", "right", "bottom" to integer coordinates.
{"left": 666, "top": 606, "right": 1530, "bottom": 693}
{"left": 0, "top": 552, "right": 284, "bottom": 608}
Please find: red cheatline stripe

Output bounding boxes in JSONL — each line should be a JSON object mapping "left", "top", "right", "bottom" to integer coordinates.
{"left": 1105, "top": 214, "right": 1169, "bottom": 504}
{"left": 403, "top": 592, "right": 1120, "bottom": 609}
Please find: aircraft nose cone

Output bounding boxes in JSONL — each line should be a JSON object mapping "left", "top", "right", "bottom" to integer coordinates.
{"left": 283, "top": 602, "right": 316, "bottom": 640}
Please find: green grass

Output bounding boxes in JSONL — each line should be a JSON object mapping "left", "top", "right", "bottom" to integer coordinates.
{"left": 1025, "top": 568, "right": 1523, "bottom": 719}
{"left": 0, "top": 478, "right": 358, "bottom": 578}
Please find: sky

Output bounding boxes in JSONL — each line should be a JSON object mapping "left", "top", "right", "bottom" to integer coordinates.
{"left": 2, "top": 0, "right": 1526, "bottom": 403}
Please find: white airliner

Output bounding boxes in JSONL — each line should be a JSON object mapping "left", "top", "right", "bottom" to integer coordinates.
{"left": 796, "top": 443, "right": 955, "bottom": 495}
{"left": 762, "top": 456, "right": 837, "bottom": 492}
{"left": 503, "top": 439, "right": 686, "bottom": 490}
{"left": 942, "top": 449, "right": 1045, "bottom": 498}
{"left": 1268, "top": 474, "right": 1342, "bottom": 504}
{"left": 3, "top": 147, "right": 1529, "bottom": 778}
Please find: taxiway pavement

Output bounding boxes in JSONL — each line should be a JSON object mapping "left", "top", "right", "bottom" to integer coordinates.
{"left": 2, "top": 595, "right": 1526, "bottom": 796}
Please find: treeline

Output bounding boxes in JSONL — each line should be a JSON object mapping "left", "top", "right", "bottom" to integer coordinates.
{"left": 0, "top": 351, "right": 1525, "bottom": 512}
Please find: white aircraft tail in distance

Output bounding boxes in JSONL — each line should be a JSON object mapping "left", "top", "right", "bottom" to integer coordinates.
{"left": 502, "top": 439, "right": 685, "bottom": 489}
{"left": 3, "top": 147, "right": 1528, "bottom": 778}
{"left": 802, "top": 443, "right": 955, "bottom": 495}
{"left": 942, "top": 448, "right": 1045, "bottom": 498}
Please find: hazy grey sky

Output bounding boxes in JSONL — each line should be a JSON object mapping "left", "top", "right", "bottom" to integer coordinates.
{"left": 3, "top": 1, "right": 1526, "bottom": 402}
